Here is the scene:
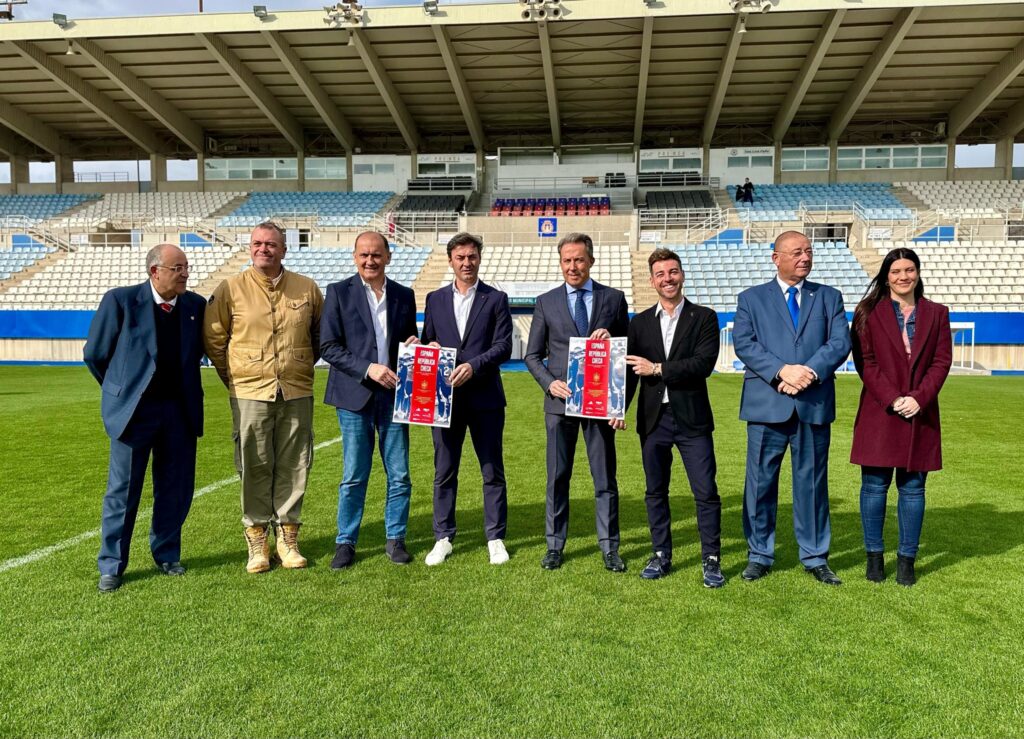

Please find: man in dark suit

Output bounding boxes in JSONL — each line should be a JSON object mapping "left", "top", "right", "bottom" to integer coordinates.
{"left": 625, "top": 248, "right": 724, "bottom": 586}
{"left": 321, "top": 231, "right": 419, "bottom": 568}
{"left": 525, "top": 232, "right": 630, "bottom": 572}
{"left": 420, "top": 233, "right": 513, "bottom": 566}
{"left": 733, "top": 230, "right": 852, "bottom": 585}
{"left": 83, "top": 243, "right": 206, "bottom": 592}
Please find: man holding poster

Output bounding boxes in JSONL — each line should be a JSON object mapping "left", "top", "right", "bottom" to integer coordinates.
{"left": 420, "top": 233, "right": 514, "bottom": 567}
{"left": 320, "top": 231, "right": 419, "bottom": 569}
{"left": 525, "top": 233, "right": 630, "bottom": 572}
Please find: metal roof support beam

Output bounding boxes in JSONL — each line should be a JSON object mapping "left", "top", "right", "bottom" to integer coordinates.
{"left": 8, "top": 40, "right": 163, "bottom": 154}
{"left": 537, "top": 21, "right": 561, "bottom": 150}
{"left": 826, "top": 7, "right": 920, "bottom": 143}
{"left": 772, "top": 9, "right": 844, "bottom": 143}
{"left": 0, "top": 126, "right": 24, "bottom": 159}
{"left": 701, "top": 14, "right": 744, "bottom": 148}
{"left": 633, "top": 16, "right": 654, "bottom": 146}
{"left": 947, "top": 37, "right": 1024, "bottom": 140}
{"left": 0, "top": 96, "right": 64, "bottom": 155}
{"left": 71, "top": 38, "right": 204, "bottom": 154}
{"left": 351, "top": 28, "right": 420, "bottom": 152}
{"left": 997, "top": 95, "right": 1024, "bottom": 139}
{"left": 263, "top": 31, "right": 358, "bottom": 153}
{"left": 197, "top": 32, "right": 304, "bottom": 152}
{"left": 432, "top": 25, "right": 486, "bottom": 151}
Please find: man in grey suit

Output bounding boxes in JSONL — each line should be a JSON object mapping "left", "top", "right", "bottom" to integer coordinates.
{"left": 525, "top": 232, "right": 630, "bottom": 572}
{"left": 733, "top": 230, "right": 852, "bottom": 585}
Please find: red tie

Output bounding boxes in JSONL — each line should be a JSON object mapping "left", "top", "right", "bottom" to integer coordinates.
{"left": 160, "top": 303, "right": 174, "bottom": 313}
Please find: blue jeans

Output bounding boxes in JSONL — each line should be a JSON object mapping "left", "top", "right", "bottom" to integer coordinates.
{"left": 335, "top": 391, "right": 412, "bottom": 546}
{"left": 859, "top": 466, "right": 927, "bottom": 558}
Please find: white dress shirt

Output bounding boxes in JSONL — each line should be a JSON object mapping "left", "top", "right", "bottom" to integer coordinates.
{"left": 362, "top": 278, "right": 389, "bottom": 366}
{"left": 149, "top": 281, "right": 178, "bottom": 309}
{"left": 656, "top": 299, "right": 684, "bottom": 403}
{"left": 452, "top": 280, "right": 478, "bottom": 341}
{"left": 776, "top": 276, "right": 806, "bottom": 306}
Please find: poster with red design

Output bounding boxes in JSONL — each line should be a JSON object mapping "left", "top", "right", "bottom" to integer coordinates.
{"left": 392, "top": 343, "right": 456, "bottom": 428}
{"left": 564, "top": 337, "right": 627, "bottom": 421}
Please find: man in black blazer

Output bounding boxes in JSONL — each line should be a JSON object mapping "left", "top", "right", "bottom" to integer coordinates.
{"left": 525, "top": 232, "right": 630, "bottom": 572}
{"left": 83, "top": 244, "right": 206, "bottom": 592}
{"left": 625, "top": 248, "right": 724, "bottom": 586}
{"left": 320, "top": 231, "right": 419, "bottom": 568}
{"left": 420, "top": 233, "right": 513, "bottom": 566}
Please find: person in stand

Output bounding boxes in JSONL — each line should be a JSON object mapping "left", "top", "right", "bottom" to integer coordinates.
{"left": 742, "top": 178, "right": 755, "bottom": 204}
{"left": 851, "top": 247, "right": 951, "bottom": 587}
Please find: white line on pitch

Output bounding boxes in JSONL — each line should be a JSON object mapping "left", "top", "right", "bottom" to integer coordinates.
{"left": 0, "top": 436, "right": 341, "bottom": 575}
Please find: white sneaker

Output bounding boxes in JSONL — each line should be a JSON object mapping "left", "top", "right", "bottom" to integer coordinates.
{"left": 424, "top": 537, "right": 453, "bottom": 566}
{"left": 488, "top": 539, "right": 509, "bottom": 565}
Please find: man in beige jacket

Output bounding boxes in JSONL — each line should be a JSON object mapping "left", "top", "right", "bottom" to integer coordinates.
{"left": 204, "top": 221, "right": 324, "bottom": 573}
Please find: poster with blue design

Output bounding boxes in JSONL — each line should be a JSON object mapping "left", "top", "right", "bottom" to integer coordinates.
{"left": 393, "top": 343, "right": 457, "bottom": 428}
{"left": 565, "top": 337, "right": 627, "bottom": 420}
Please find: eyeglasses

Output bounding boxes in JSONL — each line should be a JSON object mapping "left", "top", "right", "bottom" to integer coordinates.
{"left": 156, "top": 264, "right": 190, "bottom": 274}
{"left": 779, "top": 248, "right": 813, "bottom": 258}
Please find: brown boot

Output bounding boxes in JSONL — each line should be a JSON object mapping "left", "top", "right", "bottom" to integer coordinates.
{"left": 244, "top": 526, "right": 271, "bottom": 574}
{"left": 275, "top": 523, "right": 308, "bottom": 569}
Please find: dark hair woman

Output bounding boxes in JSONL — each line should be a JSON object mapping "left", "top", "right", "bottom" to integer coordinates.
{"left": 850, "top": 247, "right": 952, "bottom": 586}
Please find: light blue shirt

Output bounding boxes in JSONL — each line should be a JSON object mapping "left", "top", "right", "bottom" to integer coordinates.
{"left": 565, "top": 279, "right": 594, "bottom": 323}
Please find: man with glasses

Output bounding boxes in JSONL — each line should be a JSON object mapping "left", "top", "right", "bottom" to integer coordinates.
{"left": 84, "top": 244, "right": 207, "bottom": 592}
{"left": 733, "top": 231, "right": 851, "bottom": 585}
{"left": 204, "top": 222, "right": 324, "bottom": 574}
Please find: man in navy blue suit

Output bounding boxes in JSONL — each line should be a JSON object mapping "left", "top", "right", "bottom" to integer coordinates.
{"left": 733, "top": 231, "right": 852, "bottom": 585}
{"left": 83, "top": 244, "right": 206, "bottom": 592}
{"left": 420, "top": 233, "right": 513, "bottom": 566}
{"left": 320, "top": 231, "right": 419, "bottom": 569}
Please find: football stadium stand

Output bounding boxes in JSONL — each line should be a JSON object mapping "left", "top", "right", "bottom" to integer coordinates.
{"left": 217, "top": 192, "right": 393, "bottom": 227}
{"left": 490, "top": 196, "right": 611, "bottom": 216}
{"left": 394, "top": 194, "right": 465, "bottom": 213}
{"left": 45, "top": 192, "right": 246, "bottom": 226}
{"left": 0, "top": 245, "right": 237, "bottom": 310}
{"left": 643, "top": 190, "right": 717, "bottom": 210}
{"left": 896, "top": 181, "right": 1024, "bottom": 216}
{"left": 280, "top": 246, "right": 432, "bottom": 292}
{"left": 0, "top": 194, "right": 100, "bottom": 225}
{"left": 727, "top": 184, "right": 914, "bottom": 221}
{"left": 0, "top": 246, "right": 54, "bottom": 280}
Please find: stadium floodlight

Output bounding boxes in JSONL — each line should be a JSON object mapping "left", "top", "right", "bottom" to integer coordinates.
{"left": 643, "top": 0, "right": 658, "bottom": 7}
{"left": 324, "top": 2, "right": 363, "bottom": 27}
{"left": 423, "top": 0, "right": 438, "bottom": 15}
{"left": 52, "top": 13, "right": 69, "bottom": 28}
{"left": 730, "top": 0, "right": 772, "bottom": 12}
{"left": 253, "top": 5, "right": 269, "bottom": 19}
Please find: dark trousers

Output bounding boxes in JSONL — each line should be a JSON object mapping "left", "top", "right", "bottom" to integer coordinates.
{"left": 431, "top": 405, "right": 508, "bottom": 542}
{"left": 544, "top": 412, "right": 620, "bottom": 554}
{"left": 742, "top": 412, "right": 832, "bottom": 568}
{"left": 98, "top": 398, "right": 197, "bottom": 576}
{"left": 640, "top": 406, "right": 721, "bottom": 560}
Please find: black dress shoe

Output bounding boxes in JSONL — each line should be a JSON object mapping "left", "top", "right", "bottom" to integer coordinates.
{"left": 603, "top": 550, "right": 626, "bottom": 573}
{"left": 806, "top": 563, "right": 842, "bottom": 585}
{"left": 156, "top": 561, "right": 186, "bottom": 576}
{"left": 98, "top": 574, "right": 122, "bottom": 592}
{"left": 896, "top": 554, "right": 916, "bottom": 587}
{"left": 331, "top": 543, "right": 355, "bottom": 570}
{"left": 741, "top": 561, "right": 771, "bottom": 581}
{"left": 540, "top": 549, "right": 563, "bottom": 570}
{"left": 385, "top": 538, "right": 411, "bottom": 565}
{"left": 866, "top": 551, "right": 885, "bottom": 583}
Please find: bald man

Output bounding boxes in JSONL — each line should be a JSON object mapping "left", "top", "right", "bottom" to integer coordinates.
{"left": 84, "top": 244, "right": 207, "bottom": 592}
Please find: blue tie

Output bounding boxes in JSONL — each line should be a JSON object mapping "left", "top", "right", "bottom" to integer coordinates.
{"left": 786, "top": 286, "right": 800, "bottom": 330}
{"left": 573, "top": 288, "right": 589, "bottom": 336}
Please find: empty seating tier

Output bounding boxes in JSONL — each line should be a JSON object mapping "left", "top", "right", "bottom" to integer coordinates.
{"left": 644, "top": 190, "right": 716, "bottom": 210}
{"left": 870, "top": 240, "right": 1024, "bottom": 311}
{"left": 218, "top": 191, "right": 393, "bottom": 228}
{"left": 0, "top": 246, "right": 54, "bottom": 281}
{"left": 0, "top": 245, "right": 236, "bottom": 310}
{"left": 0, "top": 194, "right": 100, "bottom": 225}
{"left": 395, "top": 194, "right": 465, "bottom": 212}
{"left": 490, "top": 196, "right": 610, "bottom": 216}
{"left": 47, "top": 192, "right": 246, "bottom": 226}
{"left": 726, "top": 184, "right": 913, "bottom": 221}
{"left": 896, "top": 180, "right": 1024, "bottom": 216}
{"left": 278, "top": 246, "right": 432, "bottom": 292}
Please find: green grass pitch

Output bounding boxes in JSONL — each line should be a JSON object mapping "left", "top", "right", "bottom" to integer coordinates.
{"left": 0, "top": 366, "right": 1022, "bottom": 738}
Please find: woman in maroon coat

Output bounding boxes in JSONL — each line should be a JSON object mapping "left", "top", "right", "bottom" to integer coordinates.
{"left": 851, "top": 247, "right": 952, "bottom": 587}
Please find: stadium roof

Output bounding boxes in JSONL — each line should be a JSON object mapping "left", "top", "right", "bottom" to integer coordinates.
{"left": 1, "top": 0, "right": 1024, "bottom": 161}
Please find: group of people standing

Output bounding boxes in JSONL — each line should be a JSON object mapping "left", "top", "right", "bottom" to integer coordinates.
{"left": 82, "top": 225, "right": 951, "bottom": 593}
